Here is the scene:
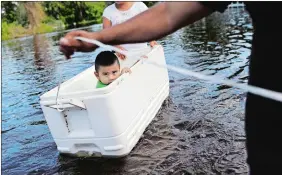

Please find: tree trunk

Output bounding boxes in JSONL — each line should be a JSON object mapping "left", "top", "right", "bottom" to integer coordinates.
{"left": 23, "top": 2, "right": 45, "bottom": 33}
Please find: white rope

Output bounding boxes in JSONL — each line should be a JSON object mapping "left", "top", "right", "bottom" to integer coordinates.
{"left": 55, "top": 56, "right": 65, "bottom": 112}
{"left": 74, "top": 36, "right": 282, "bottom": 103}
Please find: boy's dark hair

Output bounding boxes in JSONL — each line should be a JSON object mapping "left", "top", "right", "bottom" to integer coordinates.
{"left": 95, "top": 51, "right": 120, "bottom": 72}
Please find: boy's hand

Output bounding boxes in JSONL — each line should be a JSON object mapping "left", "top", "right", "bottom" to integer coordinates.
{"left": 141, "top": 55, "right": 148, "bottom": 59}
{"left": 121, "top": 67, "right": 132, "bottom": 74}
{"left": 149, "top": 41, "right": 158, "bottom": 47}
{"left": 115, "top": 45, "right": 127, "bottom": 60}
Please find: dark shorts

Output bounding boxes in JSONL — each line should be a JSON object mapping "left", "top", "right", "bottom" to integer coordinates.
{"left": 245, "top": 93, "right": 282, "bottom": 174}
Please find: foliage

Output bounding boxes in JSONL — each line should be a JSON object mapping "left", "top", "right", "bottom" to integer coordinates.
{"left": 143, "top": 1, "right": 158, "bottom": 7}
{"left": 43, "top": 2, "right": 106, "bottom": 28}
{"left": 24, "top": 2, "right": 46, "bottom": 29}
{"left": 16, "top": 2, "right": 28, "bottom": 26}
{"left": 1, "top": 2, "right": 18, "bottom": 23}
{"left": 1, "top": 1, "right": 156, "bottom": 40}
{"left": 35, "top": 24, "right": 54, "bottom": 34}
{"left": 2, "top": 22, "right": 28, "bottom": 40}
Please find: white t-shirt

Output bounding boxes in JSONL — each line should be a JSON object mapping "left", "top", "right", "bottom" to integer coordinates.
{"left": 103, "top": 2, "right": 149, "bottom": 51}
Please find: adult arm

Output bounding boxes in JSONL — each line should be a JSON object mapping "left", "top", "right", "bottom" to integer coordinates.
{"left": 60, "top": 2, "right": 213, "bottom": 58}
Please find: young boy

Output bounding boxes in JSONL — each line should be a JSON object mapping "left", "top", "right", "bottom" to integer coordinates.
{"left": 94, "top": 51, "right": 131, "bottom": 88}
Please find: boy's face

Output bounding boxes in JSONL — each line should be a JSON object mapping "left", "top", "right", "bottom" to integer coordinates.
{"left": 94, "top": 61, "right": 121, "bottom": 85}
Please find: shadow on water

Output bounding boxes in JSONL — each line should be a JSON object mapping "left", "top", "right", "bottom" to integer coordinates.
{"left": 33, "top": 35, "right": 53, "bottom": 69}
{"left": 55, "top": 156, "right": 127, "bottom": 175}
{"left": 3, "top": 8, "right": 252, "bottom": 175}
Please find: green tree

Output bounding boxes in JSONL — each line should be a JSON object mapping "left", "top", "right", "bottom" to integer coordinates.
{"left": 42, "top": 2, "right": 64, "bottom": 20}
{"left": 43, "top": 2, "right": 106, "bottom": 28}
{"left": 1, "top": 2, "right": 18, "bottom": 23}
{"left": 84, "top": 2, "right": 106, "bottom": 24}
{"left": 16, "top": 2, "right": 28, "bottom": 26}
{"left": 2, "top": 1, "right": 109, "bottom": 40}
{"left": 24, "top": 2, "right": 46, "bottom": 30}
{"left": 143, "top": 1, "right": 157, "bottom": 7}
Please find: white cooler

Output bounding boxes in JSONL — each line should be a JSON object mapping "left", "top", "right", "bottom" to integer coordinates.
{"left": 40, "top": 45, "right": 169, "bottom": 157}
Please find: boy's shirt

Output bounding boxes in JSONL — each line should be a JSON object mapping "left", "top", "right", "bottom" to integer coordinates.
{"left": 96, "top": 81, "right": 108, "bottom": 88}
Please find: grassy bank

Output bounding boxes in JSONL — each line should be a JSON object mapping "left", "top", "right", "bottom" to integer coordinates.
{"left": 1, "top": 19, "right": 101, "bottom": 41}
{"left": 1, "top": 20, "right": 65, "bottom": 41}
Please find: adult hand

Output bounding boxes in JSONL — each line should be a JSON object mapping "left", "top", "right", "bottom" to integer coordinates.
{"left": 59, "top": 30, "right": 100, "bottom": 59}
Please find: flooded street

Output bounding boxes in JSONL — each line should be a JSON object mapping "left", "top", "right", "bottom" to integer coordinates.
{"left": 2, "top": 7, "right": 252, "bottom": 175}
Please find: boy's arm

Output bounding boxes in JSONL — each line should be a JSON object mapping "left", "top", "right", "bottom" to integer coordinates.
{"left": 103, "top": 17, "right": 112, "bottom": 29}
{"left": 103, "top": 17, "right": 127, "bottom": 59}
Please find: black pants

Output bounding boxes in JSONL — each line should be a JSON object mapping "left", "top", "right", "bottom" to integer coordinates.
{"left": 245, "top": 93, "right": 282, "bottom": 175}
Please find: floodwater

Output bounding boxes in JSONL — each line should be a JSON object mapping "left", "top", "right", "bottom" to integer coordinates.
{"left": 2, "top": 7, "right": 252, "bottom": 175}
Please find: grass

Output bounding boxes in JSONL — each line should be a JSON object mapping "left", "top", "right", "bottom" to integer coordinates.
{"left": 1, "top": 20, "right": 65, "bottom": 41}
